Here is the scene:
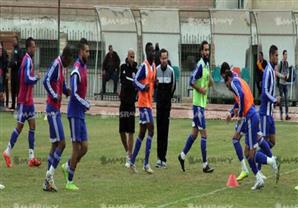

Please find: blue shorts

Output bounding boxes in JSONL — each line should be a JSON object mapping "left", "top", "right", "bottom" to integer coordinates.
{"left": 192, "top": 106, "right": 206, "bottom": 130}
{"left": 139, "top": 107, "right": 154, "bottom": 124}
{"left": 68, "top": 117, "right": 88, "bottom": 142}
{"left": 16, "top": 104, "right": 35, "bottom": 124}
{"left": 47, "top": 110, "right": 65, "bottom": 143}
{"left": 235, "top": 119, "right": 246, "bottom": 135}
{"left": 245, "top": 113, "right": 259, "bottom": 149}
{"left": 260, "top": 115, "right": 276, "bottom": 137}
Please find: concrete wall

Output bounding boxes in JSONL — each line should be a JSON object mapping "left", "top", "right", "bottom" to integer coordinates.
{"left": 239, "top": 0, "right": 298, "bottom": 10}
{"left": 0, "top": 0, "right": 213, "bottom": 9}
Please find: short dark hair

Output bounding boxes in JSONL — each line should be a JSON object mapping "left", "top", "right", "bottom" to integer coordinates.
{"left": 108, "top": 45, "right": 112, "bottom": 50}
{"left": 269, "top": 45, "right": 278, "bottom": 57}
{"left": 78, "top": 38, "right": 88, "bottom": 50}
{"left": 145, "top": 42, "right": 153, "bottom": 55}
{"left": 220, "top": 62, "right": 230, "bottom": 76}
{"left": 159, "top": 48, "right": 168, "bottom": 57}
{"left": 259, "top": 51, "right": 263, "bottom": 56}
{"left": 224, "top": 70, "right": 233, "bottom": 83}
{"left": 25, "top": 37, "right": 35, "bottom": 49}
{"left": 283, "top": 50, "right": 287, "bottom": 55}
{"left": 200, "top": 40, "right": 209, "bottom": 52}
{"left": 62, "top": 45, "right": 73, "bottom": 59}
{"left": 155, "top": 43, "right": 160, "bottom": 51}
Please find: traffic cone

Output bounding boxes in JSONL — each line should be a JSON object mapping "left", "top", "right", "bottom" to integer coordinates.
{"left": 226, "top": 174, "right": 239, "bottom": 188}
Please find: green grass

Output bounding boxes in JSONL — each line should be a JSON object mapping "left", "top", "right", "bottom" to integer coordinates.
{"left": 0, "top": 111, "right": 297, "bottom": 208}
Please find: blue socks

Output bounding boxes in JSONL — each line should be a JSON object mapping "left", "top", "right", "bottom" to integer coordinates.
{"left": 258, "top": 138, "right": 272, "bottom": 157}
{"left": 130, "top": 137, "right": 142, "bottom": 165}
{"left": 255, "top": 151, "right": 268, "bottom": 165}
{"left": 201, "top": 137, "right": 207, "bottom": 163}
{"left": 232, "top": 138, "right": 244, "bottom": 161}
{"left": 28, "top": 129, "right": 35, "bottom": 150}
{"left": 247, "top": 157, "right": 258, "bottom": 175}
{"left": 47, "top": 154, "right": 53, "bottom": 170}
{"left": 182, "top": 134, "right": 195, "bottom": 155}
{"left": 144, "top": 136, "right": 152, "bottom": 166}
{"left": 246, "top": 146, "right": 269, "bottom": 176}
{"left": 67, "top": 160, "right": 74, "bottom": 182}
{"left": 9, "top": 128, "right": 19, "bottom": 149}
{"left": 130, "top": 136, "right": 153, "bottom": 166}
{"left": 52, "top": 149, "right": 62, "bottom": 169}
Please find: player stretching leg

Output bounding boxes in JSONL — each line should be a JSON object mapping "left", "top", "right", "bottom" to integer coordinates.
{"left": 43, "top": 46, "right": 72, "bottom": 191}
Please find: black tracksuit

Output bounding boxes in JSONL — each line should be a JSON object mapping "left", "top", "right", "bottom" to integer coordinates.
{"left": 119, "top": 59, "right": 138, "bottom": 133}
{"left": 156, "top": 64, "right": 176, "bottom": 162}
{"left": 9, "top": 45, "right": 22, "bottom": 109}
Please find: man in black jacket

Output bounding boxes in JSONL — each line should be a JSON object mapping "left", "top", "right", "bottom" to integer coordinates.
{"left": 9, "top": 36, "right": 22, "bottom": 109}
{"left": 0, "top": 42, "right": 8, "bottom": 109}
{"left": 256, "top": 51, "right": 267, "bottom": 96}
{"left": 102, "top": 45, "right": 120, "bottom": 94}
{"left": 155, "top": 48, "right": 176, "bottom": 168}
{"left": 119, "top": 49, "right": 138, "bottom": 168}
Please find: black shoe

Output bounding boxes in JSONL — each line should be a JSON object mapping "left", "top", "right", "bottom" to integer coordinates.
{"left": 178, "top": 155, "right": 185, "bottom": 172}
{"left": 286, "top": 115, "right": 291, "bottom": 120}
{"left": 203, "top": 164, "right": 214, "bottom": 173}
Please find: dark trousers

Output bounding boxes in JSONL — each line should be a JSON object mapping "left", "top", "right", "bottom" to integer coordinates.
{"left": 156, "top": 106, "right": 171, "bottom": 162}
{"left": 256, "top": 80, "right": 262, "bottom": 96}
{"left": 279, "top": 84, "right": 289, "bottom": 116}
{"left": 10, "top": 72, "right": 18, "bottom": 109}
{"left": 4, "top": 76, "right": 9, "bottom": 107}
{"left": 102, "top": 70, "right": 118, "bottom": 94}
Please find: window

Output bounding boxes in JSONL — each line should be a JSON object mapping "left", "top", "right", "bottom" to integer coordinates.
{"left": 181, "top": 44, "right": 200, "bottom": 71}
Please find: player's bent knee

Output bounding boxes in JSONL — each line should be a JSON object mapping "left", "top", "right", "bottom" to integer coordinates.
{"left": 200, "top": 131, "right": 207, "bottom": 138}
{"left": 244, "top": 146, "right": 249, "bottom": 158}
{"left": 82, "top": 142, "right": 88, "bottom": 153}
{"left": 138, "top": 133, "right": 145, "bottom": 140}
{"left": 16, "top": 123, "right": 24, "bottom": 133}
{"left": 148, "top": 131, "right": 154, "bottom": 137}
{"left": 58, "top": 141, "right": 66, "bottom": 151}
{"left": 233, "top": 132, "right": 241, "bottom": 139}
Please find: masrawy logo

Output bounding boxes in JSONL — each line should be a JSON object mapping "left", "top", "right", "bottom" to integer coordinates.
{"left": 13, "top": 203, "right": 59, "bottom": 208}
{"left": 187, "top": 204, "right": 234, "bottom": 208}
{"left": 100, "top": 204, "right": 145, "bottom": 208}
{"left": 275, "top": 203, "right": 298, "bottom": 208}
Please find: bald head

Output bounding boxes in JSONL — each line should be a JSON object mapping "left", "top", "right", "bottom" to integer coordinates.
{"left": 127, "top": 49, "right": 135, "bottom": 65}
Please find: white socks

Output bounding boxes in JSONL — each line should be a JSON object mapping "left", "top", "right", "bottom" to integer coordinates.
{"left": 241, "top": 160, "right": 249, "bottom": 173}
{"left": 47, "top": 166, "right": 55, "bottom": 176}
{"left": 266, "top": 157, "right": 274, "bottom": 165}
{"left": 4, "top": 143, "right": 12, "bottom": 156}
{"left": 180, "top": 152, "right": 186, "bottom": 160}
{"left": 29, "top": 149, "right": 34, "bottom": 160}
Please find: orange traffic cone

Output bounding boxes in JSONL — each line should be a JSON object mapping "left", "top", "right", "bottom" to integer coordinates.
{"left": 226, "top": 174, "right": 239, "bottom": 188}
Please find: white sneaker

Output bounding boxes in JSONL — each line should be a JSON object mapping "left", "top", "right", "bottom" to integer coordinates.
{"left": 258, "top": 171, "right": 267, "bottom": 180}
{"left": 143, "top": 164, "right": 154, "bottom": 174}
{"left": 43, "top": 172, "right": 58, "bottom": 192}
{"left": 271, "top": 156, "right": 281, "bottom": 184}
{"left": 129, "top": 163, "right": 138, "bottom": 174}
{"left": 0, "top": 184, "right": 5, "bottom": 190}
{"left": 161, "top": 161, "right": 167, "bottom": 168}
{"left": 125, "top": 156, "right": 130, "bottom": 168}
{"left": 155, "top": 159, "right": 162, "bottom": 168}
{"left": 251, "top": 173, "right": 265, "bottom": 190}
{"left": 125, "top": 161, "right": 130, "bottom": 168}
